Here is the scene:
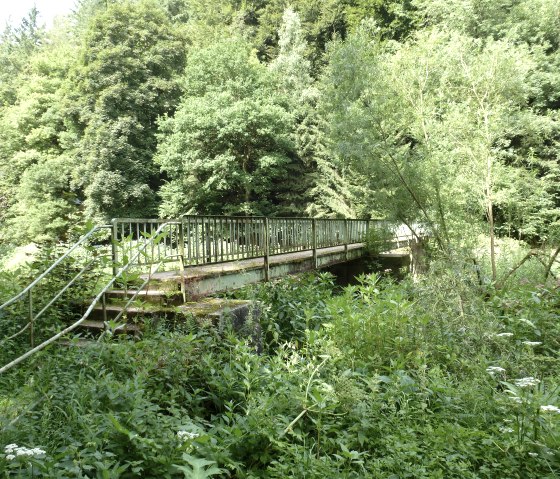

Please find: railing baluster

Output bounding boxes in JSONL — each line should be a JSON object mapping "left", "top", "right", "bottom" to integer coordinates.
{"left": 178, "top": 220, "right": 185, "bottom": 271}
{"left": 344, "top": 219, "right": 349, "bottom": 260}
{"left": 120, "top": 222, "right": 125, "bottom": 261}
{"left": 228, "top": 219, "right": 232, "bottom": 261}
{"left": 101, "top": 292, "right": 107, "bottom": 324}
{"left": 206, "top": 218, "right": 212, "bottom": 263}
{"left": 312, "top": 218, "right": 317, "bottom": 269}
{"left": 129, "top": 222, "right": 133, "bottom": 261}
{"left": 264, "top": 217, "right": 270, "bottom": 281}
{"left": 194, "top": 217, "right": 199, "bottom": 265}
{"left": 111, "top": 219, "right": 118, "bottom": 277}
{"left": 213, "top": 217, "right": 218, "bottom": 263}
{"left": 186, "top": 217, "right": 191, "bottom": 264}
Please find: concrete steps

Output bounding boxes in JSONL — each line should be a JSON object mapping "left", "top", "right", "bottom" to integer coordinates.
{"left": 72, "top": 279, "right": 259, "bottom": 343}
{"left": 105, "top": 289, "right": 184, "bottom": 306}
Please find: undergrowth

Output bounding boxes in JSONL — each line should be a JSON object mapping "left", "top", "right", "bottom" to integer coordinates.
{"left": 0, "top": 266, "right": 559, "bottom": 477}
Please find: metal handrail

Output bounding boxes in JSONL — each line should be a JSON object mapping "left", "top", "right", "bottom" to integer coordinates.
{"left": 111, "top": 216, "right": 376, "bottom": 268}
{"left": 0, "top": 222, "right": 177, "bottom": 374}
{"left": 0, "top": 225, "right": 111, "bottom": 311}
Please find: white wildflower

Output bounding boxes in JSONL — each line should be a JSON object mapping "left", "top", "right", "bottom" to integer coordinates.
{"left": 486, "top": 366, "right": 506, "bottom": 375}
{"left": 6, "top": 445, "right": 46, "bottom": 458}
{"left": 499, "top": 426, "right": 514, "bottom": 433}
{"left": 521, "top": 341, "right": 542, "bottom": 346}
{"left": 528, "top": 452, "right": 538, "bottom": 457}
{"left": 495, "top": 332, "right": 513, "bottom": 338}
{"left": 177, "top": 430, "right": 199, "bottom": 441}
{"left": 514, "top": 377, "right": 540, "bottom": 388}
{"left": 540, "top": 405, "right": 560, "bottom": 414}
{"left": 509, "top": 396, "right": 523, "bottom": 404}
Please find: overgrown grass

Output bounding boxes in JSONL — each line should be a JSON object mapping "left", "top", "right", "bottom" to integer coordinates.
{"left": 0, "top": 264, "right": 559, "bottom": 477}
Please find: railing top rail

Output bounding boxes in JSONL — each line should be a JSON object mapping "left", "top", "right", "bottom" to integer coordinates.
{"left": 112, "top": 218, "right": 182, "bottom": 224}
{"left": 180, "top": 214, "right": 267, "bottom": 220}
{"left": 0, "top": 224, "right": 111, "bottom": 311}
{"left": 114, "top": 215, "right": 380, "bottom": 222}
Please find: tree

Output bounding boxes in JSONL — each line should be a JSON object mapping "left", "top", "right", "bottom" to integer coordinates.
{"left": 0, "top": 20, "right": 78, "bottom": 242}
{"left": 155, "top": 38, "right": 296, "bottom": 216}
{"left": 0, "top": 7, "right": 44, "bottom": 107}
{"left": 69, "top": 0, "right": 186, "bottom": 220}
{"left": 321, "top": 24, "right": 559, "bottom": 273}
{"left": 345, "top": 0, "right": 419, "bottom": 40}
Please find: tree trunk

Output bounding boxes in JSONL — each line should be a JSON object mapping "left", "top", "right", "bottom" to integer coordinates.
{"left": 544, "top": 245, "right": 560, "bottom": 281}
{"left": 486, "top": 153, "right": 497, "bottom": 282}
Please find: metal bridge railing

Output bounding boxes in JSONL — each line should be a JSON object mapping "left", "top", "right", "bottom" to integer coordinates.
{"left": 110, "top": 216, "right": 377, "bottom": 271}
{"left": 0, "top": 225, "right": 112, "bottom": 349}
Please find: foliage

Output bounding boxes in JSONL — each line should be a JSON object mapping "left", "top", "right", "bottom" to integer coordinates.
{"left": 155, "top": 38, "right": 303, "bottom": 216}
{"left": 2, "top": 1, "right": 560, "bottom": 477}
{"left": 320, "top": 22, "right": 559, "bottom": 263}
{"left": 69, "top": 0, "right": 186, "bottom": 220}
{"left": 1, "top": 269, "right": 559, "bottom": 477}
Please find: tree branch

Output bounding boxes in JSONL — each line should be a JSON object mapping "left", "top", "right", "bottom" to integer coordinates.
{"left": 495, "top": 250, "right": 540, "bottom": 290}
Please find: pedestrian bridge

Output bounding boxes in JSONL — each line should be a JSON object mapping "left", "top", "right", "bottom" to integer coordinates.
{"left": 0, "top": 215, "right": 422, "bottom": 373}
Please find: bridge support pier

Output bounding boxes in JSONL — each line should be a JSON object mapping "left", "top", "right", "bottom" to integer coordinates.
{"left": 410, "top": 239, "right": 427, "bottom": 276}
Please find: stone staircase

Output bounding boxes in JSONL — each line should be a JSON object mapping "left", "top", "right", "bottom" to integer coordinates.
{"left": 74, "top": 276, "right": 259, "bottom": 340}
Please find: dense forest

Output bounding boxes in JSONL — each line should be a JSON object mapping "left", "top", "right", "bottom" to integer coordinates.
{"left": 1, "top": 0, "right": 560, "bottom": 477}
{"left": 0, "top": 0, "right": 558, "bottom": 247}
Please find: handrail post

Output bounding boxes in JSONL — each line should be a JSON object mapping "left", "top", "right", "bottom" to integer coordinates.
{"left": 111, "top": 218, "right": 118, "bottom": 277}
{"left": 204, "top": 219, "right": 212, "bottom": 263}
{"left": 178, "top": 220, "right": 185, "bottom": 269}
{"left": 28, "top": 290, "right": 34, "bottom": 347}
{"left": 101, "top": 292, "right": 107, "bottom": 324}
{"left": 344, "top": 218, "right": 349, "bottom": 262}
{"left": 312, "top": 218, "right": 317, "bottom": 269}
{"left": 264, "top": 217, "right": 270, "bottom": 281}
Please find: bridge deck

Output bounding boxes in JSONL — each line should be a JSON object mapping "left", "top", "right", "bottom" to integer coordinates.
{"left": 149, "top": 242, "right": 368, "bottom": 282}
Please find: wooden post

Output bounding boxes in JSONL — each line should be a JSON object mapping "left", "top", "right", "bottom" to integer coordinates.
{"left": 312, "top": 218, "right": 318, "bottom": 269}
{"left": 264, "top": 217, "right": 270, "bottom": 281}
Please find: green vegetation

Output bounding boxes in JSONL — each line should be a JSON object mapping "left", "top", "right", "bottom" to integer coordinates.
{"left": 0, "top": 262, "right": 559, "bottom": 477}
{"left": 1, "top": 0, "right": 560, "bottom": 477}
{"left": 1, "top": 0, "right": 557, "bottom": 241}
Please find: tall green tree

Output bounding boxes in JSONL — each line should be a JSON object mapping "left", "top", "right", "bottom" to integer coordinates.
{"left": 69, "top": 0, "right": 186, "bottom": 220}
{"left": 155, "top": 38, "right": 296, "bottom": 216}
{"left": 321, "top": 25, "right": 559, "bottom": 267}
{"left": 0, "top": 8, "right": 44, "bottom": 107}
{"left": 271, "top": 7, "right": 366, "bottom": 217}
{"left": 0, "top": 20, "right": 78, "bottom": 242}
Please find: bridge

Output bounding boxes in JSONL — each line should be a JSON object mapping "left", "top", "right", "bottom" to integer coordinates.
{"left": 0, "top": 215, "right": 422, "bottom": 373}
